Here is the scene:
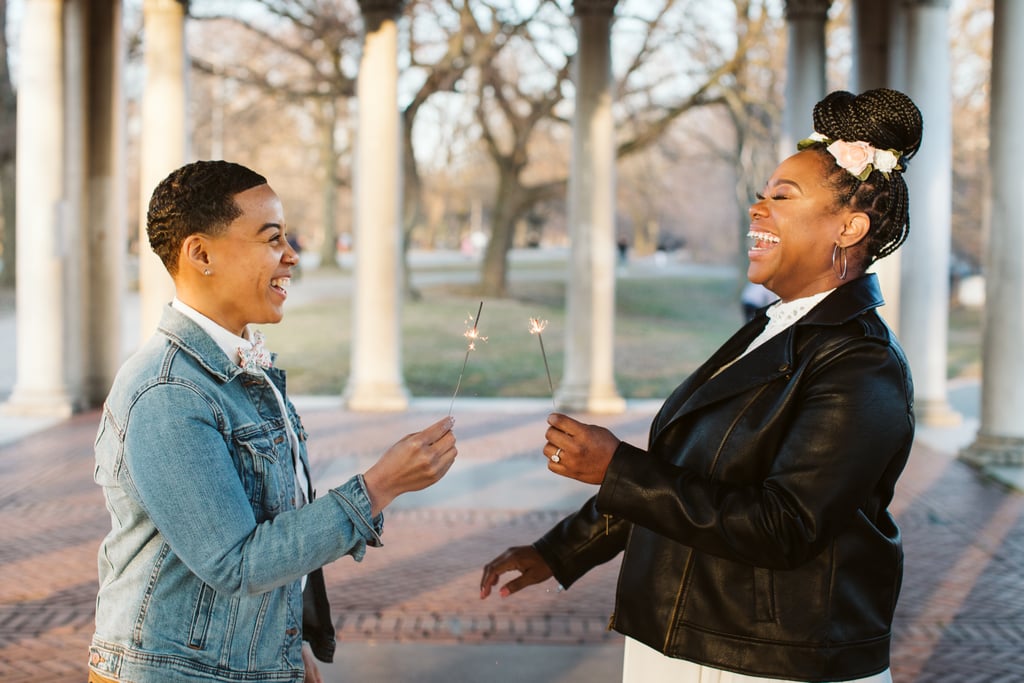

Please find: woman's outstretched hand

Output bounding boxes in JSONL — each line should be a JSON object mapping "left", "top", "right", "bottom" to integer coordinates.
{"left": 480, "top": 545, "right": 554, "bottom": 599}
{"left": 542, "top": 413, "right": 620, "bottom": 485}
{"left": 363, "top": 416, "right": 458, "bottom": 516}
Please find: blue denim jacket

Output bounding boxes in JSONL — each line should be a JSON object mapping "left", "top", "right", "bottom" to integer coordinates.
{"left": 90, "top": 305, "right": 383, "bottom": 682}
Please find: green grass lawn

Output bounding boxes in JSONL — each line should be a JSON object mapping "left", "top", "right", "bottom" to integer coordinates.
{"left": 261, "top": 271, "right": 983, "bottom": 398}
{"left": 261, "top": 275, "right": 744, "bottom": 398}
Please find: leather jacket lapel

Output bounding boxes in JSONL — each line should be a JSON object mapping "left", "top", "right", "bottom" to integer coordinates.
{"left": 651, "top": 313, "right": 768, "bottom": 436}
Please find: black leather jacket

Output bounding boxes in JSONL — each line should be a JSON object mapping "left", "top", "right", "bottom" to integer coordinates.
{"left": 534, "top": 274, "right": 914, "bottom": 682}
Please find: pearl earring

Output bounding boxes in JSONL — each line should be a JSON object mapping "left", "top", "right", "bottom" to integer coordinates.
{"left": 203, "top": 269, "right": 211, "bottom": 276}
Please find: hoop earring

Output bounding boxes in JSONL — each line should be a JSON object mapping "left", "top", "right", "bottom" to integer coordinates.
{"left": 832, "top": 244, "right": 848, "bottom": 281}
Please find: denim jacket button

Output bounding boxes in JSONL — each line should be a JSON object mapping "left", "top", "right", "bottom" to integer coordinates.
{"left": 286, "top": 628, "right": 298, "bottom": 636}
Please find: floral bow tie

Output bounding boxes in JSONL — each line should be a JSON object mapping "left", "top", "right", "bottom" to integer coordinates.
{"left": 238, "top": 330, "right": 273, "bottom": 372}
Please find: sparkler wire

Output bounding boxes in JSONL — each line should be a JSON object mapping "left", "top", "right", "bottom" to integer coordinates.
{"left": 448, "top": 301, "right": 484, "bottom": 416}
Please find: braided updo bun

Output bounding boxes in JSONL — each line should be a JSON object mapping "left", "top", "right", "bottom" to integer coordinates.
{"left": 806, "top": 88, "right": 923, "bottom": 262}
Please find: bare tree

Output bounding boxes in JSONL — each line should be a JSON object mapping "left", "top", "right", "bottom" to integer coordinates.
{"left": 468, "top": 0, "right": 777, "bottom": 297}
{"left": 400, "top": 0, "right": 526, "bottom": 298}
{"left": 474, "top": 1, "right": 572, "bottom": 298}
{"left": 190, "top": 0, "right": 362, "bottom": 268}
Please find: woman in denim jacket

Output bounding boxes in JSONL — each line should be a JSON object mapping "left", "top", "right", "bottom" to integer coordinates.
{"left": 89, "top": 161, "right": 458, "bottom": 683}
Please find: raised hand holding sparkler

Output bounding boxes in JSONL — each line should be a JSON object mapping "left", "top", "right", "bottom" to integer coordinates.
{"left": 449, "top": 302, "right": 487, "bottom": 416}
{"left": 528, "top": 317, "right": 556, "bottom": 409}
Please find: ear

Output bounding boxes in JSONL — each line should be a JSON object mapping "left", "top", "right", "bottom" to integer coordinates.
{"left": 180, "top": 234, "right": 212, "bottom": 276}
{"left": 837, "top": 212, "right": 870, "bottom": 248}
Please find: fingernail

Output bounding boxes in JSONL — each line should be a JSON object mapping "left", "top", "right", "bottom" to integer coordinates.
{"left": 500, "top": 587, "right": 510, "bottom": 598}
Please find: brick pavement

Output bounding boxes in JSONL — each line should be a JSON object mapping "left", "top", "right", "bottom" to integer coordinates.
{"left": 2, "top": 402, "right": 1023, "bottom": 681}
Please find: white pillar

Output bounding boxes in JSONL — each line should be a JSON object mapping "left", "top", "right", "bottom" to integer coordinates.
{"left": 558, "top": 0, "right": 624, "bottom": 414}
{"left": 83, "top": 0, "right": 126, "bottom": 406}
{"left": 344, "top": 0, "right": 408, "bottom": 411}
{"left": 851, "top": 0, "right": 901, "bottom": 335}
{"left": 781, "top": 0, "right": 829, "bottom": 159}
{"left": 899, "top": 0, "right": 959, "bottom": 426}
{"left": 138, "top": 0, "right": 187, "bottom": 339}
{"left": 961, "top": 0, "right": 1024, "bottom": 465}
{"left": 5, "top": 0, "right": 73, "bottom": 416}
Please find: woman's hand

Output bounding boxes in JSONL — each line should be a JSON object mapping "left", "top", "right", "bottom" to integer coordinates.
{"left": 542, "top": 413, "right": 620, "bottom": 485}
{"left": 480, "top": 545, "right": 554, "bottom": 599}
{"left": 363, "top": 416, "right": 458, "bottom": 516}
{"left": 302, "top": 644, "right": 323, "bottom": 683}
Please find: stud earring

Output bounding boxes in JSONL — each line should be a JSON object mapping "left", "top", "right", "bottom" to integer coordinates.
{"left": 203, "top": 269, "right": 212, "bottom": 276}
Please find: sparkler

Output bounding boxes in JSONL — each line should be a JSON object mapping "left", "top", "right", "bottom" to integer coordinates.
{"left": 528, "top": 317, "right": 556, "bottom": 408}
{"left": 448, "top": 301, "right": 486, "bottom": 416}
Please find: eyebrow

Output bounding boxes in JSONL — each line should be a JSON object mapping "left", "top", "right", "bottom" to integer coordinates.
{"left": 770, "top": 178, "right": 803, "bottom": 193}
{"left": 257, "top": 223, "right": 283, "bottom": 234}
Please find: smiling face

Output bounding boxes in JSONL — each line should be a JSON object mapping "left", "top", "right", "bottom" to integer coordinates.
{"left": 190, "top": 184, "right": 298, "bottom": 335}
{"left": 747, "top": 150, "right": 862, "bottom": 302}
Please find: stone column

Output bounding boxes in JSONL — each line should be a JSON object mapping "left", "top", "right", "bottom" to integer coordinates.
{"left": 344, "top": 0, "right": 409, "bottom": 411}
{"left": 961, "top": 0, "right": 1024, "bottom": 465}
{"left": 899, "top": 0, "right": 959, "bottom": 426}
{"left": 558, "top": 0, "right": 625, "bottom": 414}
{"left": 82, "top": 0, "right": 126, "bottom": 406}
{"left": 851, "top": 0, "right": 901, "bottom": 334}
{"left": 5, "top": 0, "right": 73, "bottom": 416}
{"left": 781, "top": 0, "right": 830, "bottom": 159}
{"left": 137, "top": 0, "right": 187, "bottom": 339}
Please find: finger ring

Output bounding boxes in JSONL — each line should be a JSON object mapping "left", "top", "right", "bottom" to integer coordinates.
{"left": 551, "top": 448, "right": 562, "bottom": 464}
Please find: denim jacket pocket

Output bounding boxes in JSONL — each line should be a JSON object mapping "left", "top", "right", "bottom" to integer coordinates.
{"left": 231, "top": 431, "right": 288, "bottom": 521}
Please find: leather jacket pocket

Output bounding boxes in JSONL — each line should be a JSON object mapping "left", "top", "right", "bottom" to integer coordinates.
{"left": 753, "top": 566, "right": 776, "bottom": 622}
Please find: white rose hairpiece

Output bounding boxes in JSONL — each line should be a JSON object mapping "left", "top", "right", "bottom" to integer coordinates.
{"left": 798, "top": 131, "right": 903, "bottom": 181}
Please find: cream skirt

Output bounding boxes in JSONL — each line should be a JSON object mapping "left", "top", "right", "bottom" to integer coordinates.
{"left": 622, "top": 637, "right": 893, "bottom": 683}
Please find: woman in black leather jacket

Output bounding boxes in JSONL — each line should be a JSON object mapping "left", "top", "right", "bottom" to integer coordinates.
{"left": 481, "top": 88, "right": 922, "bottom": 683}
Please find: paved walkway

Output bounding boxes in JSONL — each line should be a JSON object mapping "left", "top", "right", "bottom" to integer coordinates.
{"left": 2, "top": 385, "right": 1024, "bottom": 681}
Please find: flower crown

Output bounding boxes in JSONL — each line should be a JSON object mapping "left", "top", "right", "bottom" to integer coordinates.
{"left": 797, "top": 132, "right": 903, "bottom": 181}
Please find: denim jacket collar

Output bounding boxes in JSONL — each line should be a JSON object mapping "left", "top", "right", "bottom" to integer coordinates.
{"left": 156, "top": 304, "right": 260, "bottom": 384}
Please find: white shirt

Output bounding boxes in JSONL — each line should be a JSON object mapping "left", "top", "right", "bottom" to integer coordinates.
{"left": 171, "top": 299, "right": 310, "bottom": 508}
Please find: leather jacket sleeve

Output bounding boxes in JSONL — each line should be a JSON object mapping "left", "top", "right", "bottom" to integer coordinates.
{"left": 532, "top": 461, "right": 633, "bottom": 588}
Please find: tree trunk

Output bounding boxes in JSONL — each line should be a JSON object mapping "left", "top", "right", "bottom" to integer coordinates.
{"left": 479, "top": 175, "right": 519, "bottom": 298}
{"left": 318, "top": 97, "right": 340, "bottom": 269}
{"left": 401, "top": 107, "right": 422, "bottom": 300}
{"left": 0, "top": 0, "right": 16, "bottom": 287}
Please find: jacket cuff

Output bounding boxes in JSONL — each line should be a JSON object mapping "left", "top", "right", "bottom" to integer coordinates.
{"left": 596, "top": 440, "right": 645, "bottom": 515}
{"left": 329, "top": 475, "right": 385, "bottom": 560}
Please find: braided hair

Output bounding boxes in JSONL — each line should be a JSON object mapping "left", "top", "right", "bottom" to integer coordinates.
{"left": 147, "top": 160, "right": 268, "bottom": 274}
{"left": 804, "top": 89, "right": 923, "bottom": 262}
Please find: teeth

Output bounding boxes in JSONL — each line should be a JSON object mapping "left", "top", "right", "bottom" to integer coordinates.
{"left": 271, "top": 277, "right": 291, "bottom": 290}
{"left": 747, "top": 230, "right": 780, "bottom": 244}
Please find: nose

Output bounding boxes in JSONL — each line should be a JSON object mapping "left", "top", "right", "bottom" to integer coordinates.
{"left": 283, "top": 241, "right": 300, "bottom": 265}
{"left": 749, "top": 198, "right": 767, "bottom": 220}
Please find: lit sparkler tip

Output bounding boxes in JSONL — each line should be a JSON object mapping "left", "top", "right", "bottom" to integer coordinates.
{"left": 528, "top": 317, "right": 549, "bottom": 334}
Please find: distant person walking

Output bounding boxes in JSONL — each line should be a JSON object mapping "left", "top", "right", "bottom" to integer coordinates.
{"left": 89, "top": 161, "right": 458, "bottom": 683}
{"left": 740, "top": 281, "right": 777, "bottom": 320}
{"left": 287, "top": 231, "right": 303, "bottom": 279}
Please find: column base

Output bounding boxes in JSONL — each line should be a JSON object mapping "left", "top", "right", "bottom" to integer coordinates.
{"left": 343, "top": 382, "right": 410, "bottom": 412}
{"left": 960, "top": 432, "right": 1024, "bottom": 467}
{"left": 915, "top": 398, "right": 962, "bottom": 427}
{"left": 2, "top": 388, "right": 75, "bottom": 418}
{"left": 555, "top": 386, "right": 627, "bottom": 415}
